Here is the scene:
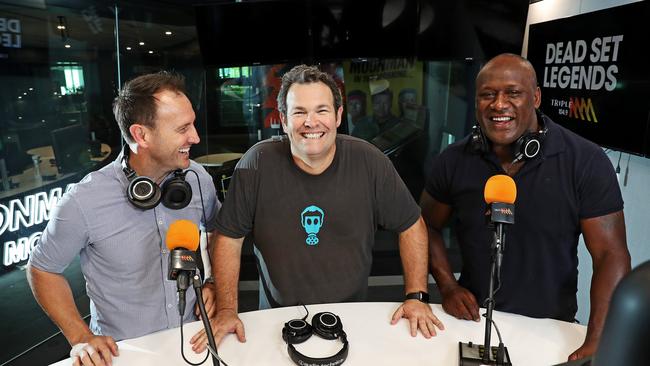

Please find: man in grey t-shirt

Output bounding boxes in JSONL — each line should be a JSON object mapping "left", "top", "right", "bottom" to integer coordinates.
{"left": 27, "top": 72, "right": 219, "bottom": 366}
{"left": 191, "top": 65, "right": 444, "bottom": 352}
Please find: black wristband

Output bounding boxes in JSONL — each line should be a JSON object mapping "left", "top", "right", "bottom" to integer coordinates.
{"left": 405, "top": 291, "right": 429, "bottom": 303}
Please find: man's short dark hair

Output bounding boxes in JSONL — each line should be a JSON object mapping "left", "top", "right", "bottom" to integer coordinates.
{"left": 113, "top": 71, "right": 186, "bottom": 144}
{"left": 277, "top": 65, "right": 342, "bottom": 115}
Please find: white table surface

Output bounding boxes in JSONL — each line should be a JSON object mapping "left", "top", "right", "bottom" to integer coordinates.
{"left": 51, "top": 302, "right": 586, "bottom": 366}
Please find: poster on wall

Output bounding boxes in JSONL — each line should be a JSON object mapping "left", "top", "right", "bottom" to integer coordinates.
{"left": 342, "top": 58, "right": 424, "bottom": 153}
{"left": 527, "top": 1, "right": 650, "bottom": 156}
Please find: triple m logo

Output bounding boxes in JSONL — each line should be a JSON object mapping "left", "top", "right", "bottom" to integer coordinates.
{"left": 568, "top": 97, "right": 598, "bottom": 123}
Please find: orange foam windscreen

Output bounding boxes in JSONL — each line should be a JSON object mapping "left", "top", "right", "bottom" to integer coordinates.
{"left": 165, "top": 220, "right": 200, "bottom": 251}
{"left": 484, "top": 175, "right": 517, "bottom": 204}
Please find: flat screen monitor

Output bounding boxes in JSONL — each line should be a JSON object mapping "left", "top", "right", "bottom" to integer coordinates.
{"left": 51, "top": 124, "right": 90, "bottom": 174}
{"left": 194, "top": 1, "right": 310, "bottom": 67}
{"left": 312, "top": 0, "right": 418, "bottom": 60}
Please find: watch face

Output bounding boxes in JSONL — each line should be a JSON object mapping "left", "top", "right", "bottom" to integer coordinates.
{"left": 406, "top": 292, "right": 429, "bottom": 303}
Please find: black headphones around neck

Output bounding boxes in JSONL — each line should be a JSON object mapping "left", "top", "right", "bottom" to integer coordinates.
{"left": 121, "top": 145, "right": 192, "bottom": 210}
{"left": 282, "top": 311, "right": 349, "bottom": 366}
{"left": 470, "top": 110, "right": 548, "bottom": 163}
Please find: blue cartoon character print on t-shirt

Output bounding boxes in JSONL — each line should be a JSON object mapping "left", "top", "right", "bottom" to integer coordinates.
{"left": 301, "top": 205, "right": 324, "bottom": 245}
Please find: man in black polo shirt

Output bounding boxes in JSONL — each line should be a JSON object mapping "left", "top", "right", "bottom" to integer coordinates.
{"left": 421, "top": 53, "right": 630, "bottom": 361}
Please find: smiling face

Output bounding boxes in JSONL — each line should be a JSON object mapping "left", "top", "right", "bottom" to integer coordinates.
{"left": 475, "top": 55, "right": 541, "bottom": 149}
{"left": 281, "top": 81, "right": 342, "bottom": 170}
{"left": 144, "top": 89, "right": 199, "bottom": 173}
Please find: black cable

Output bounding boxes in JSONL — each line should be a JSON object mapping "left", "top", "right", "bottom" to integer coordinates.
{"left": 481, "top": 313, "right": 504, "bottom": 344}
{"left": 186, "top": 169, "right": 208, "bottom": 232}
{"left": 624, "top": 153, "right": 631, "bottom": 187}
{"left": 179, "top": 314, "right": 210, "bottom": 366}
{"left": 615, "top": 151, "right": 622, "bottom": 174}
{"left": 186, "top": 169, "right": 212, "bottom": 278}
{"left": 206, "top": 345, "right": 230, "bottom": 366}
{"left": 299, "top": 302, "right": 310, "bottom": 321}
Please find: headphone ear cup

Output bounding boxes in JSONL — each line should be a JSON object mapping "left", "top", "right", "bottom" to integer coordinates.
{"left": 161, "top": 171, "right": 192, "bottom": 210}
{"left": 512, "top": 132, "right": 543, "bottom": 161}
{"left": 522, "top": 136, "right": 542, "bottom": 159}
{"left": 282, "top": 319, "right": 313, "bottom": 344}
{"left": 312, "top": 312, "right": 343, "bottom": 340}
{"left": 127, "top": 176, "right": 162, "bottom": 210}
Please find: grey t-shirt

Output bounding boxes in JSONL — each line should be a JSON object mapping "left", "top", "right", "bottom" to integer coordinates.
{"left": 216, "top": 135, "right": 420, "bottom": 308}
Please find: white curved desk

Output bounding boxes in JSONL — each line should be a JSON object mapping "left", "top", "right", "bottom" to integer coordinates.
{"left": 50, "top": 303, "right": 586, "bottom": 366}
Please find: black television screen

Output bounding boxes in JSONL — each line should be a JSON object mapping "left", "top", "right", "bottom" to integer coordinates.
{"left": 194, "top": 1, "right": 310, "bottom": 67}
{"left": 312, "top": 0, "right": 418, "bottom": 60}
{"left": 527, "top": 1, "right": 650, "bottom": 156}
{"left": 415, "top": 0, "right": 529, "bottom": 60}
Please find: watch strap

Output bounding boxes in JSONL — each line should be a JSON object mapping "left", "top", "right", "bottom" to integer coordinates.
{"left": 405, "top": 291, "right": 429, "bottom": 303}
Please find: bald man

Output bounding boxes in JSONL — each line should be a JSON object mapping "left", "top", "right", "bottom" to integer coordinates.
{"left": 420, "top": 53, "right": 630, "bottom": 361}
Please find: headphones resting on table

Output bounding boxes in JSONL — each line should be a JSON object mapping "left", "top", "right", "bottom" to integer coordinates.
{"left": 470, "top": 110, "right": 548, "bottom": 164}
{"left": 282, "top": 309, "right": 349, "bottom": 366}
{"left": 121, "top": 145, "right": 192, "bottom": 210}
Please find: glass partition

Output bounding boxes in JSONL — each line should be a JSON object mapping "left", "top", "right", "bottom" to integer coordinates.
{"left": 0, "top": 2, "right": 479, "bottom": 364}
{"left": 1, "top": 3, "right": 119, "bottom": 364}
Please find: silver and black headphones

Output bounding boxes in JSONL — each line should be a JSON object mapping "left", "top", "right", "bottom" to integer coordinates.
{"left": 282, "top": 306, "right": 349, "bottom": 366}
{"left": 121, "top": 145, "right": 192, "bottom": 210}
{"left": 470, "top": 110, "right": 548, "bottom": 163}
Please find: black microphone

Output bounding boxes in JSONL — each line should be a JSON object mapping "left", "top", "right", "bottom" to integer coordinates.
{"left": 459, "top": 175, "right": 515, "bottom": 366}
{"left": 165, "top": 219, "right": 200, "bottom": 316}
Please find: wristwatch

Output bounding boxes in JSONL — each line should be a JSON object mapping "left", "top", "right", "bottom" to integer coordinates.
{"left": 405, "top": 291, "right": 429, "bottom": 303}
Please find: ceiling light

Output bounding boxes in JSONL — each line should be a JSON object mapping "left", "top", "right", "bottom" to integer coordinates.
{"left": 57, "top": 16, "right": 69, "bottom": 41}
{"left": 29, "top": 87, "right": 34, "bottom": 91}
{"left": 148, "top": 50, "right": 153, "bottom": 54}
{"left": 165, "top": 31, "right": 172, "bottom": 35}
{"left": 126, "top": 46, "right": 132, "bottom": 50}
{"left": 65, "top": 44, "right": 71, "bottom": 48}
{"left": 139, "top": 41, "right": 145, "bottom": 46}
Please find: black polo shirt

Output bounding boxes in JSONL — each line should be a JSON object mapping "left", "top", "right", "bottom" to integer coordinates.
{"left": 425, "top": 116, "right": 623, "bottom": 321}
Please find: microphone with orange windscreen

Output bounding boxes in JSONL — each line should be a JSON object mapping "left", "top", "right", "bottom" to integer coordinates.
{"left": 484, "top": 174, "right": 517, "bottom": 225}
{"left": 166, "top": 220, "right": 200, "bottom": 316}
{"left": 459, "top": 175, "right": 517, "bottom": 366}
{"left": 166, "top": 220, "right": 225, "bottom": 366}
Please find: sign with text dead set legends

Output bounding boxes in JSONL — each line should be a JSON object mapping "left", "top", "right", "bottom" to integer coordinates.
{"left": 527, "top": 1, "right": 650, "bottom": 157}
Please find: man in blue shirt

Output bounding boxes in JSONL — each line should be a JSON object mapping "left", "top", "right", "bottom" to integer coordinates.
{"left": 28, "top": 72, "right": 219, "bottom": 366}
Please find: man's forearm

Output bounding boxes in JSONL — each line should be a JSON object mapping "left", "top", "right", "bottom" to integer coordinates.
{"left": 399, "top": 217, "right": 429, "bottom": 293}
{"left": 427, "top": 226, "right": 458, "bottom": 292}
{"left": 27, "top": 265, "right": 92, "bottom": 345}
{"left": 213, "top": 235, "right": 244, "bottom": 312}
{"left": 586, "top": 251, "right": 631, "bottom": 344}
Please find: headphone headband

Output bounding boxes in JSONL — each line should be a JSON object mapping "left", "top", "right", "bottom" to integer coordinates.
{"left": 470, "top": 110, "right": 548, "bottom": 163}
{"left": 283, "top": 311, "right": 349, "bottom": 366}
